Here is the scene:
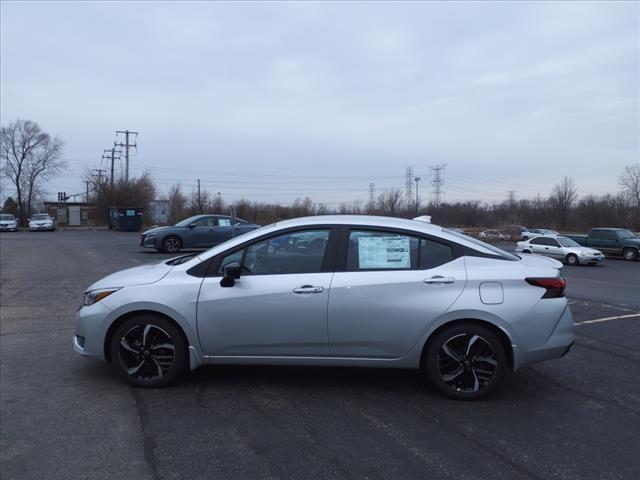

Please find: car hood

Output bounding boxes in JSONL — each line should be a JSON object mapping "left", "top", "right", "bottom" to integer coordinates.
{"left": 86, "top": 261, "right": 174, "bottom": 291}
{"left": 141, "top": 226, "right": 175, "bottom": 236}
{"left": 517, "top": 253, "right": 563, "bottom": 270}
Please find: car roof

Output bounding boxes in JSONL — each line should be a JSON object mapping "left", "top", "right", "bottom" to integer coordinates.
{"left": 592, "top": 227, "right": 625, "bottom": 231}
{"left": 274, "top": 215, "right": 443, "bottom": 233}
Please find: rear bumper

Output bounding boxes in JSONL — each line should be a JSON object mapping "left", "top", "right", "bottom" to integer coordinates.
{"left": 513, "top": 301, "right": 574, "bottom": 370}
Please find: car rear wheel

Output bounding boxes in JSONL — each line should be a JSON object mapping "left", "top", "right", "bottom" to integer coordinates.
{"left": 110, "top": 315, "right": 187, "bottom": 387}
{"left": 425, "top": 323, "right": 507, "bottom": 400}
{"left": 622, "top": 248, "right": 638, "bottom": 261}
{"left": 162, "top": 235, "right": 182, "bottom": 253}
{"left": 522, "top": 249, "right": 532, "bottom": 254}
{"left": 566, "top": 253, "right": 579, "bottom": 266}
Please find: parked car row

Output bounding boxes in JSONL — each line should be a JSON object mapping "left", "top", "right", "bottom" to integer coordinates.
{"left": 0, "top": 213, "right": 56, "bottom": 232}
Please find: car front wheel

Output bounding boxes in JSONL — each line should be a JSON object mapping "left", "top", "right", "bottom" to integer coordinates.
{"left": 425, "top": 323, "right": 507, "bottom": 400}
{"left": 110, "top": 315, "right": 187, "bottom": 387}
{"left": 622, "top": 248, "right": 638, "bottom": 261}
{"left": 566, "top": 253, "right": 579, "bottom": 266}
{"left": 162, "top": 235, "right": 182, "bottom": 254}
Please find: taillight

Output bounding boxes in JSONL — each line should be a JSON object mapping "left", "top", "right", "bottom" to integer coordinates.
{"left": 525, "top": 277, "right": 566, "bottom": 298}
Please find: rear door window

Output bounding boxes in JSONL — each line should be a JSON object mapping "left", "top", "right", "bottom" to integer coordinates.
{"left": 347, "top": 230, "right": 453, "bottom": 271}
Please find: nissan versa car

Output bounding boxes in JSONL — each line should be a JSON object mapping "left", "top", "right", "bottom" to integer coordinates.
{"left": 516, "top": 235, "right": 604, "bottom": 266}
{"left": 74, "top": 215, "right": 574, "bottom": 400}
{"left": 140, "top": 214, "right": 259, "bottom": 253}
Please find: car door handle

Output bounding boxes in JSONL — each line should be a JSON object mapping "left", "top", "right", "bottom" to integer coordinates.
{"left": 293, "top": 285, "right": 324, "bottom": 294}
{"left": 424, "top": 276, "right": 455, "bottom": 284}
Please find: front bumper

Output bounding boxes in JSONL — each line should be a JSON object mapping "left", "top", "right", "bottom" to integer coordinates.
{"left": 580, "top": 254, "right": 604, "bottom": 263}
{"left": 29, "top": 224, "right": 54, "bottom": 231}
{"left": 140, "top": 235, "right": 159, "bottom": 248}
{"left": 73, "top": 302, "right": 114, "bottom": 361}
{"left": 0, "top": 225, "right": 17, "bottom": 231}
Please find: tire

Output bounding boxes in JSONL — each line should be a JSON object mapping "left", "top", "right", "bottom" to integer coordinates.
{"left": 162, "top": 235, "right": 182, "bottom": 254}
{"left": 566, "top": 253, "right": 579, "bottom": 266}
{"left": 522, "top": 249, "right": 532, "bottom": 254}
{"left": 622, "top": 248, "right": 638, "bottom": 261}
{"left": 425, "top": 323, "right": 507, "bottom": 400}
{"left": 109, "top": 315, "right": 187, "bottom": 388}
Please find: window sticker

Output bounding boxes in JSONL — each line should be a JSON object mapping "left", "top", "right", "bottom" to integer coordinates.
{"left": 358, "top": 236, "right": 411, "bottom": 269}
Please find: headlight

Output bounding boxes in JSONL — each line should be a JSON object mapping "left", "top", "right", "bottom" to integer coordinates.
{"left": 144, "top": 232, "right": 158, "bottom": 238}
{"left": 83, "top": 288, "right": 120, "bottom": 306}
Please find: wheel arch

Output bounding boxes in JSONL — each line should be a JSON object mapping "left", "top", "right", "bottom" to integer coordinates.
{"left": 419, "top": 318, "right": 515, "bottom": 372}
{"left": 104, "top": 309, "right": 189, "bottom": 363}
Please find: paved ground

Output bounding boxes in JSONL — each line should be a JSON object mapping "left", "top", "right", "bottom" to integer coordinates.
{"left": 1, "top": 230, "right": 639, "bottom": 480}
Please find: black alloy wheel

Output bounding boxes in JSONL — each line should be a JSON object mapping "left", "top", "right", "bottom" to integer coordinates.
{"left": 426, "top": 323, "right": 507, "bottom": 400}
{"left": 110, "top": 315, "right": 187, "bottom": 387}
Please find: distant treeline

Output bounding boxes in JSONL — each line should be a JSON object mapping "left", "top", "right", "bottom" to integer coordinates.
{"left": 65, "top": 164, "right": 640, "bottom": 232}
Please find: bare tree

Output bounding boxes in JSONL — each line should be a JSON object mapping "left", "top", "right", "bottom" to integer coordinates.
{"left": 550, "top": 176, "right": 578, "bottom": 229}
{"left": 0, "top": 119, "right": 65, "bottom": 224}
{"left": 165, "top": 184, "right": 187, "bottom": 224}
{"left": 376, "top": 189, "right": 404, "bottom": 216}
{"left": 619, "top": 164, "right": 640, "bottom": 224}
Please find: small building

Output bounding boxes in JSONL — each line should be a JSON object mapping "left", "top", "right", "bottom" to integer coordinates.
{"left": 149, "top": 200, "right": 169, "bottom": 225}
{"left": 44, "top": 202, "right": 100, "bottom": 226}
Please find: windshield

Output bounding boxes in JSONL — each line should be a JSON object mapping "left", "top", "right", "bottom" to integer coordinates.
{"left": 443, "top": 228, "right": 519, "bottom": 261}
{"left": 557, "top": 236, "right": 580, "bottom": 247}
{"left": 0, "top": 214, "right": 14, "bottom": 220}
{"left": 32, "top": 214, "right": 49, "bottom": 220}
{"left": 618, "top": 229, "right": 637, "bottom": 239}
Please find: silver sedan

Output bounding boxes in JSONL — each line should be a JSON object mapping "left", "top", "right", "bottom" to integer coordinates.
{"left": 74, "top": 215, "right": 574, "bottom": 400}
{"left": 516, "top": 235, "right": 604, "bottom": 266}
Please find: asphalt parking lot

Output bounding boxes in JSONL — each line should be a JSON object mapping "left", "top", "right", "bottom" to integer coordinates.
{"left": 1, "top": 230, "right": 639, "bottom": 480}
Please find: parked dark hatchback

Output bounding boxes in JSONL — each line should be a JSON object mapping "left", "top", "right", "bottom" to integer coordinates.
{"left": 140, "top": 215, "right": 260, "bottom": 253}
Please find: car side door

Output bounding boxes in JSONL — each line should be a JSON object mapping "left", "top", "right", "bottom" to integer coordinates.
{"left": 327, "top": 227, "right": 466, "bottom": 358}
{"left": 195, "top": 227, "right": 338, "bottom": 356}
{"left": 528, "top": 237, "right": 547, "bottom": 255}
{"left": 187, "top": 216, "right": 218, "bottom": 248}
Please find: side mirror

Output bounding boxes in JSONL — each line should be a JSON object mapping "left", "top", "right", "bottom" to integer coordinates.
{"left": 220, "top": 261, "right": 242, "bottom": 287}
{"left": 188, "top": 223, "right": 197, "bottom": 229}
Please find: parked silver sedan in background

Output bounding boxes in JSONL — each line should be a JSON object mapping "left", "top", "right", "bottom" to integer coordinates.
{"left": 478, "top": 229, "right": 507, "bottom": 240}
{"left": 516, "top": 235, "right": 604, "bottom": 265}
{"left": 0, "top": 214, "right": 18, "bottom": 231}
{"left": 28, "top": 213, "right": 55, "bottom": 231}
{"left": 74, "top": 215, "right": 574, "bottom": 400}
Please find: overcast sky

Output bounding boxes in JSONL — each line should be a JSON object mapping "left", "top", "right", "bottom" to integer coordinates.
{"left": 1, "top": 0, "right": 638, "bottom": 206}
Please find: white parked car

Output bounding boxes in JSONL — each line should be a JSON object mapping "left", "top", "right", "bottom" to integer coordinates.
{"left": 478, "top": 230, "right": 506, "bottom": 240}
{"left": 0, "top": 214, "right": 18, "bottom": 231}
{"left": 516, "top": 235, "right": 604, "bottom": 266}
{"left": 28, "top": 213, "right": 56, "bottom": 231}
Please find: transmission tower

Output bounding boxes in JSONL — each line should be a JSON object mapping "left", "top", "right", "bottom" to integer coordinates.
{"left": 368, "top": 182, "right": 376, "bottom": 205}
{"left": 405, "top": 166, "right": 414, "bottom": 204}
{"left": 429, "top": 163, "right": 447, "bottom": 205}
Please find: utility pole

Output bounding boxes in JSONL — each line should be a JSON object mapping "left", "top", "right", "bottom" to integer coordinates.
{"left": 429, "top": 163, "right": 447, "bottom": 205}
{"left": 414, "top": 176, "right": 421, "bottom": 214}
{"left": 103, "top": 148, "right": 122, "bottom": 187}
{"left": 84, "top": 181, "right": 91, "bottom": 202}
{"left": 368, "top": 182, "right": 376, "bottom": 208}
{"left": 405, "top": 166, "right": 414, "bottom": 206}
{"left": 114, "top": 129, "right": 138, "bottom": 182}
{"left": 92, "top": 168, "right": 107, "bottom": 187}
{"left": 197, "top": 179, "right": 202, "bottom": 214}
